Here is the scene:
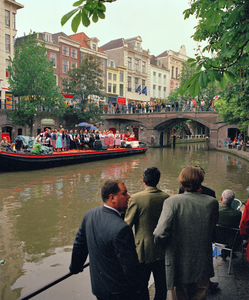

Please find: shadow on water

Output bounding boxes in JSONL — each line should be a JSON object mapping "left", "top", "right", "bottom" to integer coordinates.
{"left": 1, "top": 144, "right": 249, "bottom": 299}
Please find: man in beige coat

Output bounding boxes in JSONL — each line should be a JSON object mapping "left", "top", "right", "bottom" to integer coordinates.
{"left": 154, "top": 166, "right": 219, "bottom": 300}
{"left": 125, "top": 166, "right": 169, "bottom": 300}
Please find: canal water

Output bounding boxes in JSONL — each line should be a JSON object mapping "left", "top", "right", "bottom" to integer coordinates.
{"left": 1, "top": 144, "right": 249, "bottom": 300}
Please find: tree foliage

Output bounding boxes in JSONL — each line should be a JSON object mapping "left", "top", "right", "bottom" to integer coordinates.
{"left": 62, "top": 54, "right": 105, "bottom": 125}
{"left": 215, "top": 76, "right": 249, "bottom": 131}
{"left": 8, "top": 33, "right": 65, "bottom": 134}
{"left": 179, "top": 0, "right": 249, "bottom": 97}
{"left": 61, "top": 0, "right": 116, "bottom": 32}
{"left": 179, "top": 61, "right": 218, "bottom": 103}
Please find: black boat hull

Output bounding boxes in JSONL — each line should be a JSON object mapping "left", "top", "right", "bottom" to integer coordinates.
{"left": 0, "top": 146, "right": 148, "bottom": 172}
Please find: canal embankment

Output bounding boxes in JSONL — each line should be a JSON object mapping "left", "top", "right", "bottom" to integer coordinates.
{"left": 216, "top": 147, "right": 249, "bottom": 162}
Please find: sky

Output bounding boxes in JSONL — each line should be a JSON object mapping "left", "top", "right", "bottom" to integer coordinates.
{"left": 15, "top": 0, "right": 206, "bottom": 59}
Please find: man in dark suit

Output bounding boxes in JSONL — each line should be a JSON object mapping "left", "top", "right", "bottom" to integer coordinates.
{"left": 125, "top": 167, "right": 169, "bottom": 300}
{"left": 69, "top": 180, "right": 141, "bottom": 300}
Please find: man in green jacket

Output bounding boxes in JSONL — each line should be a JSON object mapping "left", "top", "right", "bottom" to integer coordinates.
{"left": 218, "top": 189, "right": 242, "bottom": 228}
{"left": 125, "top": 166, "right": 169, "bottom": 300}
{"left": 154, "top": 166, "right": 219, "bottom": 300}
{"left": 217, "top": 189, "right": 242, "bottom": 260}
{"left": 31, "top": 139, "right": 43, "bottom": 155}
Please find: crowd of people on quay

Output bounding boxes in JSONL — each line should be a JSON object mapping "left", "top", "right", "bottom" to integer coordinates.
{"left": 226, "top": 133, "right": 249, "bottom": 150}
{"left": 69, "top": 165, "right": 249, "bottom": 300}
{"left": 101, "top": 98, "right": 215, "bottom": 114}
{"left": 34, "top": 127, "right": 136, "bottom": 153}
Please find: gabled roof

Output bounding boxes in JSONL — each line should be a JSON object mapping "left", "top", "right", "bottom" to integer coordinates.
{"left": 69, "top": 32, "right": 105, "bottom": 53}
{"left": 157, "top": 50, "right": 169, "bottom": 58}
{"left": 52, "top": 32, "right": 73, "bottom": 44}
{"left": 100, "top": 38, "right": 124, "bottom": 51}
{"left": 150, "top": 55, "right": 168, "bottom": 70}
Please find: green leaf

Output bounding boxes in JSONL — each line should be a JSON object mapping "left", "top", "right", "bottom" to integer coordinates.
{"left": 246, "top": 42, "right": 249, "bottom": 53}
{"left": 225, "top": 71, "right": 236, "bottom": 83}
{"left": 73, "top": 0, "right": 84, "bottom": 6}
{"left": 97, "top": 10, "right": 105, "bottom": 19}
{"left": 187, "top": 58, "right": 196, "bottom": 63}
{"left": 198, "top": 71, "right": 209, "bottom": 88}
{"left": 92, "top": 11, "right": 98, "bottom": 23}
{"left": 81, "top": 10, "right": 90, "bottom": 27}
{"left": 189, "top": 78, "right": 200, "bottom": 97}
{"left": 72, "top": 11, "right": 81, "bottom": 33}
{"left": 218, "top": 74, "right": 228, "bottom": 89}
{"left": 61, "top": 8, "right": 78, "bottom": 26}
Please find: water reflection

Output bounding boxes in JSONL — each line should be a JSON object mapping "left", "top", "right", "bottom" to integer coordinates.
{"left": 1, "top": 145, "right": 249, "bottom": 299}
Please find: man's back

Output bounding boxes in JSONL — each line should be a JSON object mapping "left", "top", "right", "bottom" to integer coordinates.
{"left": 70, "top": 206, "right": 139, "bottom": 299}
{"left": 218, "top": 203, "right": 242, "bottom": 228}
{"left": 154, "top": 192, "right": 218, "bottom": 289}
{"left": 125, "top": 186, "right": 169, "bottom": 264}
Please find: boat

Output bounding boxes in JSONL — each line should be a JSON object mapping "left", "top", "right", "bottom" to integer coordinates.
{"left": 0, "top": 141, "right": 148, "bottom": 172}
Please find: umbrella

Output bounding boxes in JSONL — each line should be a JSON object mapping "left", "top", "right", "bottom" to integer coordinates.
{"left": 86, "top": 126, "right": 98, "bottom": 131}
{"left": 77, "top": 122, "right": 90, "bottom": 127}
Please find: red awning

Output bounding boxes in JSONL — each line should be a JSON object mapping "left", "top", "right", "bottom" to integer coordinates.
{"left": 62, "top": 93, "right": 74, "bottom": 98}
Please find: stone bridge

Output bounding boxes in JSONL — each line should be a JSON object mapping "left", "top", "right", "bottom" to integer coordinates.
{"left": 100, "top": 111, "right": 239, "bottom": 149}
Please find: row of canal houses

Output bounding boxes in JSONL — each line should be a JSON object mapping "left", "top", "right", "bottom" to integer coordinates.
{"left": 15, "top": 31, "right": 190, "bottom": 106}
{"left": 1, "top": 0, "right": 189, "bottom": 108}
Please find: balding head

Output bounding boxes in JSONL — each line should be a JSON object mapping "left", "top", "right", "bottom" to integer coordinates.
{"left": 221, "top": 189, "right": 235, "bottom": 206}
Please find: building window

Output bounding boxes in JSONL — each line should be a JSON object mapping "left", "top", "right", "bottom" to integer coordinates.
{"left": 63, "top": 46, "right": 69, "bottom": 56}
{"left": 92, "top": 43, "right": 97, "bottom": 51}
{"left": 171, "top": 66, "right": 174, "bottom": 79}
{"left": 71, "top": 48, "right": 77, "bottom": 59}
{"left": 120, "top": 70, "right": 124, "bottom": 82}
{"left": 153, "top": 85, "right": 156, "bottom": 97}
{"left": 176, "top": 67, "right": 179, "bottom": 79}
{"left": 63, "top": 60, "right": 69, "bottom": 73}
{"left": 158, "top": 73, "right": 161, "bottom": 83}
{"left": 110, "top": 60, "right": 114, "bottom": 68}
{"left": 157, "top": 59, "right": 162, "bottom": 67}
{"left": 153, "top": 72, "right": 156, "bottom": 82}
{"left": 142, "top": 79, "right": 146, "bottom": 93}
{"left": 137, "top": 42, "right": 140, "bottom": 51}
{"left": 158, "top": 86, "right": 161, "bottom": 98}
{"left": 5, "top": 34, "right": 10, "bottom": 52}
{"left": 108, "top": 72, "right": 112, "bottom": 80}
{"left": 6, "top": 59, "right": 11, "bottom": 77}
{"left": 71, "top": 62, "right": 77, "bottom": 68}
{"left": 120, "top": 84, "right": 124, "bottom": 96}
{"left": 5, "top": 10, "right": 10, "bottom": 27}
{"left": 135, "top": 77, "right": 139, "bottom": 91}
{"left": 108, "top": 83, "right": 112, "bottom": 93}
{"left": 142, "top": 61, "right": 146, "bottom": 73}
{"left": 113, "top": 84, "right": 117, "bottom": 94}
{"left": 164, "top": 87, "right": 167, "bottom": 98}
{"left": 12, "top": 13, "right": 16, "bottom": 29}
{"left": 50, "top": 53, "right": 56, "bottom": 67}
{"left": 163, "top": 75, "right": 166, "bottom": 84}
{"left": 113, "top": 74, "right": 117, "bottom": 81}
{"left": 128, "top": 57, "right": 132, "bottom": 70}
{"left": 128, "top": 76, "right": 131, "bottom": 91}
{"left": 43, "top": 33, "right": 52, "bottom": 42}
{"left": 135, "top": 59, "right": 139, "bottom": 72}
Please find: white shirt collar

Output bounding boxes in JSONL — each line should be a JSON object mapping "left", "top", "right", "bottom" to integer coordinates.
{"left": 104, "top": 204, "right": 121, "bottom": 216}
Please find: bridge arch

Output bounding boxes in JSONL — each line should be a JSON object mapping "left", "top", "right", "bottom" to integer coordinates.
{"left": 101, "top": 112, "right": 240, "bottom": 148}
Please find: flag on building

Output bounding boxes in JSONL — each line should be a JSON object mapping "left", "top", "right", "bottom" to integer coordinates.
{"left": 137, "top": 85, "right": 142, "bottom": 95}
{"left": 142, "top": 86, "right": 147, "bottom": 96}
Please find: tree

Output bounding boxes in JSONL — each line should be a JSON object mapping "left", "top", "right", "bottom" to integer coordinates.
{"left": 8, "top": 33, "right": 65, "bottom": 135}
{"left": 61, "top": 0, "right": 116, "bottom": 32}
{"left": 179, "top": 0, "right": 249, "bottom": 97}
{"left": 179, "top": 61, "right": 218, "bottom": 105}
{"left": 62, "top": 54, "right": 105, "bottom": 125}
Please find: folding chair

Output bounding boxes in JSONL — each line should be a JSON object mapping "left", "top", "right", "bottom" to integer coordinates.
{"left": 231, "top": 198, "right": 242, "bottom": 210}
{"left": 214, "top": 225, "right": 243, "bottom": 274}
